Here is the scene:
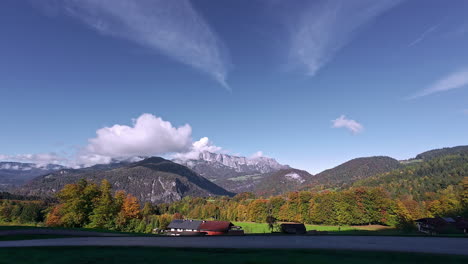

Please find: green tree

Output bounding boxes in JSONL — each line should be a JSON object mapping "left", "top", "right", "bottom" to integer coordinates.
{"left": 87, "top": 180, "right": 117, "bottom": 229}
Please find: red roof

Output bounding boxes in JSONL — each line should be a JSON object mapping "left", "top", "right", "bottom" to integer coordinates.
{"left": 199, "top": 221, "right": 233, "bottom": 232}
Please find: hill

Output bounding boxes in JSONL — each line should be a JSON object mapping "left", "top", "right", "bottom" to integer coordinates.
{"left": 17, "top": 157, "right": 233, "bottom": 204}
{"left": 353, "top": 153, "right": 468, "bottom": 200}
{"left": 415, "top": 145, "right": 468, "bottom": 160}
{"left": 307, "top": 156, "right": 402, "bottom": 188}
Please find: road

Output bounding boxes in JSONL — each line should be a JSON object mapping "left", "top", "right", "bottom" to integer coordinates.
{"left": 0, "top": 235, "right": 467, "bottom": 255}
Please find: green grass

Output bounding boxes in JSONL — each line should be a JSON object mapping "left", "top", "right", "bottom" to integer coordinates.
{"left": 233, "top": 222, "right": 466, "bottom": 237}
{"left": 0, "top": 247, "right": 466, "bottom": 264}
{"left": 227, "top": 174, "right": 264, "bottom": 181}
{"left": 233, "top": 222, "right": 389, "bottom": 234}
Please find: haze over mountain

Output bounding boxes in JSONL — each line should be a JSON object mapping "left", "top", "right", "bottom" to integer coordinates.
{"left": 0, "top": 162, "right": 65, "bottom": 191}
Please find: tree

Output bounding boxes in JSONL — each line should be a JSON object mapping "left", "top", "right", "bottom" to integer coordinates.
{"left": 88, "top": 180, "right": 117, "bottom": 229}
{"left": 266, "top": 215, "right": 277, "bottom": 232}
{"left": 46, "top": 205, "right": 63, "bottom": 227}
{"left": 56, "top": 179, "right": 100, "bottom": 227}
{"left": 116, "top": 194, "right": 141, "bottom": 230}
{"left": 142, "top": 202, "right": 155, "bottom": 217}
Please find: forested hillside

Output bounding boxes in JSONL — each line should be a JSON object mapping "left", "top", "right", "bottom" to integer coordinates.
{"left": 353, "top": 154, "right": 468, "bottom": 201}
{"left": 415, "top": 145, "right": 468, "bottom": 160}
{"left": 307, "top": 156, "right": 401, "bottom": 188}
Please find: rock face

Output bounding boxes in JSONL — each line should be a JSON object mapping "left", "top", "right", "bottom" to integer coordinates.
{"left": 0, "top": 162, "right": 65, "bottom": 191}
{"left": 254, "top": 169, "right": 314, "bottom": 196}
{"left": 17, "top": 157, "right": 233, "bottom": 204}
{"left": 174, "top": 152, "right": 288, "bottom": 176}
{"left": 173, "top": 151, "right": 290, "bottom": 192}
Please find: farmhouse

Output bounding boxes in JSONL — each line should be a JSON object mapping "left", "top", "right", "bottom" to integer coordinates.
{"left": 167, "top": 220, "right": 244, "bottom": 236}
{"left": 415, "top": 216, "right": 468, "bottom": 235}
{"left": 167, "top": 220, "right": 203, "bottom": 236}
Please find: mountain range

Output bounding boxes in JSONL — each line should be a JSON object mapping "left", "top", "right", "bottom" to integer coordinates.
{"left": 17, "top": 157, "right": 233, "bottom": 204}
{"left": 0, "top": 162, "right": 65, "bottom": 191}
{"left": 173, "top": 151, "right": 290, "bottom": 193}
{"left": 2, "top": 145, "right": 467, "bottom": 203}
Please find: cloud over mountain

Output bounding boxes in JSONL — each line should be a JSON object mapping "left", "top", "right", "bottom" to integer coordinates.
{"left": 77, "top": 113, "right": 192, "bottom": 166}
{"left": 172, "top": 137, "right": 222, "bottom": 161}
{"left": 0, "top": 153, "right": 66, "bottom": 166}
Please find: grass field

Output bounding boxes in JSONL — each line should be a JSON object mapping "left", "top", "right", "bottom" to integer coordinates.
{"left": 234, "top": 222, "right": 392, "bottom": 234}
{"left": 0, "top": 247, "right": 466, "bottom": 264}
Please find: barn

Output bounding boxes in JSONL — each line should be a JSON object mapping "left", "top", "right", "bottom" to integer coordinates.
{"left": 199, "top": 221, "right": 244, "bottom": 236}
{"left": 166, "top": 220, "right": 244, "bottom": 236}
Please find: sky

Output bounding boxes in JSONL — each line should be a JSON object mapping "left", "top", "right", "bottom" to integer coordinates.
{"left": 0, "top": 0, "right": 467, "bottom": 173}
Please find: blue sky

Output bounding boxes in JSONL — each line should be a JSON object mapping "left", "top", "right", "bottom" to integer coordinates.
{"left": 0, "top": 0, "right": 467, "bottom": 173}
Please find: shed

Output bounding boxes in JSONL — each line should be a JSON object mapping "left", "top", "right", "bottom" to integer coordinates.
{"left": 280, "top": 223, "right": 306, "bottom": 234}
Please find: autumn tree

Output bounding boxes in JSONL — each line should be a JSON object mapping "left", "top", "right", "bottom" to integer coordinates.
{"left": 55, "top": 179, "right": 100, "bottom": 227}
{"left": 116, "top": 194, "right": 141, "bottom": 230}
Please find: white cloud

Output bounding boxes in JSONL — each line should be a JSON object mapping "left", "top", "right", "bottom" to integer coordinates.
{"left": 250, "top": 151, "right": 264, "bottom": 159}
{"left": 53, "top": 0, "right": 230, "bottom": 89}
{"left": 172, "top": 137, "right": 222, "bottom": 160}
{"left": 78, "top": 114, "right": 192, "bottom": 166}
{"left": 289, "top": 0, "right": 401, "bottom": 76}
{"left": 332, "top": 115, "right": 364, "bottom": 134}
{"left": 0, "top": 153, "right": 66, "bottom": 166}
{"left": 408, "top": 68, "right": 468, "bottom": 99}
{"left": 408, "top": 24, "right": 440, "bottom": 47}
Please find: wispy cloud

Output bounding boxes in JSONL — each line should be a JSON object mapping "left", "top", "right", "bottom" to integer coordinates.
{"left": 332, "top": 115, "right": 364, "bottom": 134}
{"left": 463, "top": 109, "right": 468, "bottom": 115}
{"left": 54, "top": 0, "right": 230, "bottom": 89}
{"left": 408, "top": 68, "right": 468, "bottom": 99}
{"left": 289, "top": 0, "right": 402, "bottom": 76}
{"left": 408, "top": 23, "right": 440, "bottom": 47}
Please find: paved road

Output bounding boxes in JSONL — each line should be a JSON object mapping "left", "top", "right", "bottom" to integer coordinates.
{"left": 0, "top": 235, "right": 467, "bottom": 255}
{"left": 0, "top": 229, "right": 128, "bottom": 237}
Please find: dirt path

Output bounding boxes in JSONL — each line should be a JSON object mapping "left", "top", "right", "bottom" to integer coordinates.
{"left": 0, "top": 235, "right": 467, "bottom": 255}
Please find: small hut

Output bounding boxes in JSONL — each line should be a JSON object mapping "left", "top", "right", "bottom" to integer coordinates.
{"left": 280, "top": 223, "right": 306, "bottom": 234}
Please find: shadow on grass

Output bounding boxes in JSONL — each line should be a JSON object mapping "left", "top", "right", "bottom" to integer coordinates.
{"left": 0, "top": 247, "right": 467, "bottom": 264}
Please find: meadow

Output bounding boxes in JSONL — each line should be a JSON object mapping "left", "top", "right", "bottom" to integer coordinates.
{"left": 233, "top": 221, "right": 392, "bottom": 234}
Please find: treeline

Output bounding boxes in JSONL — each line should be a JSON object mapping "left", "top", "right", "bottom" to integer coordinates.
{"left": 44, "top": 179, "right": 174, "bottom": 233}
{"left": 2, "top": 176, "right": 466, "bottom": 233}
{"left": 157, "top": 179, "right": 467, "bottom": 227}
{"left": 0, "top": 200, "right": 47, "bottom": 224}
